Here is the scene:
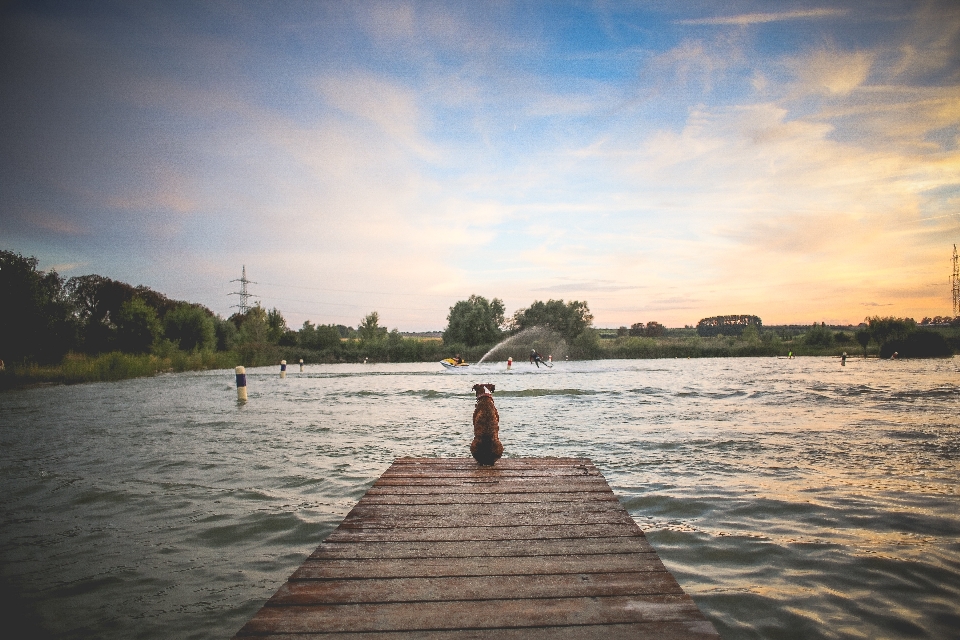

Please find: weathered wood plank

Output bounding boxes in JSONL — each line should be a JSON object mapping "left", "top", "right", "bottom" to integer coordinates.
{"left": 346, "top": 500, "right": 625, "bottom": 518}
{"left": 324, "top": 523, "right": 645, "bottom": 543}
{"left": 340, "top": 508, "right": 637, "bottom": 529}
{"left": 378, "top": 468, "right": 602, "bottom": 479}
{"left": 358, "top": 491, "right": 621, "bottom": 505}
{"left": 268, "top": 571, "right": 685, "bottom": 605}
{"left": 291, "top": 552, "right": 668, "bottom": 580}
{"left": 390, "top": 457, "right": 593, "bottom": 468}
{"left": 309, "top": 537, "right": 654, "bottom": 560}
{"left": 237, "top": 594, "right": 703, "bottom": 634}
{"left": 233, "top": 621, "right": 720, "bottom": 640}
{"left": 364, "top": 481, "right": 613, "bottom": 494}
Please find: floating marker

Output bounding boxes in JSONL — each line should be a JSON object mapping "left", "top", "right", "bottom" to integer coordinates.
{"left": 507, "top": 356, "right": 512, "bottom": 370}
{"left": 280, "top": 360, "right": 287, "bottom": 378}
{"left": 236, "top": 366, "right": 247, "bottom": 402}
{"left": 299, "top": 358, "right": 304, "bottom": 373}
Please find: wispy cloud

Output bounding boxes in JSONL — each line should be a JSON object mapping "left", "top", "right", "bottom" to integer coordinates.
{"left": 678, "top": 9, "right": 847, "bottom": 26}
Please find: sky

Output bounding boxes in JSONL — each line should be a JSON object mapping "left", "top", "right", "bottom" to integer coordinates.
{"left": 1, "top": 0, "right": 958, "bottom": 331}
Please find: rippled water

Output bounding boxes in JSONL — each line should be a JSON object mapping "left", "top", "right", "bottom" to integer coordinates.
{"left": 1, "top": 357, "right": 958, "bottom": 639}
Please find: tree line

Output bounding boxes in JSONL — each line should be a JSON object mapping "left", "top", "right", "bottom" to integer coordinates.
{"left": 0, "top": 250, "right": 598, "bottom": 368}
{"left": 2, "top": 249, "right": 952, "bottom": 373}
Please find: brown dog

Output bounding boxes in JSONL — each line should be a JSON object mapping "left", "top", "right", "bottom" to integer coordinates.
{"left": 470, "top": 383, "right": 503, "bottom": 466}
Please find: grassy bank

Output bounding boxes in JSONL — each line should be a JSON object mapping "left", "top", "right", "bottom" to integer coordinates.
{"left": 2, "top": 329, "right": 945, "bottom": 391}
{"left": 596, "top": 335, "right": 877, "bottom": 359}
{"left": 0, "top": 350, "right": 241, "bottom": 389}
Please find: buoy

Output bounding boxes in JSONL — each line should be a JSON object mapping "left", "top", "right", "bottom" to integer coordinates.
{"left": 280, "top": 360, "right": 287, "bottom": 378}
{"left": 507, "top": 357, "right": 512, "bottom": 369}
{"left": 299, "top": 358, "right": 304, "bottom": 373}
{"left": 235, "top": 366, "right": 247, "bottom": 402}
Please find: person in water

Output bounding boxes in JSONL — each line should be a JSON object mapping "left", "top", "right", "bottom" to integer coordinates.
{"left": 530, "top": 349, "right": 544, "bottom": 368}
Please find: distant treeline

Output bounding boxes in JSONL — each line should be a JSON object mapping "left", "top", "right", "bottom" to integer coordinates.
{"left": 1, "top": 249, "right": 955, "bottom": 390}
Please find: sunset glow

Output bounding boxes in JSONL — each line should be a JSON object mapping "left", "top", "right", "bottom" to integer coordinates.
{"left": 2, "top": 1, "right": 958, "bottom": 329}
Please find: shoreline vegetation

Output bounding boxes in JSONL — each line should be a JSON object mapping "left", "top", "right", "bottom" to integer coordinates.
{"left": 2, "top": 249, "right": 957, "bottom": 390}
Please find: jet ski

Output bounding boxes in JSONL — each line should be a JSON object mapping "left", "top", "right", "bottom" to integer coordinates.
{"left": 440, "top": 358, "right": 469, "bottom": 369}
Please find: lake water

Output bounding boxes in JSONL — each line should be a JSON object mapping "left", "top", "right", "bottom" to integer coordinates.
{"left": 1, "top": 357, "right": 958, "bottom": 639}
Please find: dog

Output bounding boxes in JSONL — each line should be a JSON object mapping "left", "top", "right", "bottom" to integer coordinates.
{"left": 470, "top": 383, "right": 503, "bottom": 466}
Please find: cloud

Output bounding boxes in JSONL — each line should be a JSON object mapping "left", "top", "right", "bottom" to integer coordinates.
{"left": 27, "top": 211, "right": 88, "bottom": 236}
{"left": 792, "top": 49, "right": 875, "bottom": 95}
{"left": 315, "top": 72, "right": 439, "bottom": 160}
{"left": 677, "top": 9, "right": 847, "bottom": 26}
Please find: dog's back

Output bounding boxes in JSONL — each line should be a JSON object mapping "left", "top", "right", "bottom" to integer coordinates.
{"left": 471, "top": 384, "right": 502, "bottom": 465}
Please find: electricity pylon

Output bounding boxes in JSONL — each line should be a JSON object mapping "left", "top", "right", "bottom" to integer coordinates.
{"left": 953, "top": 245, "right": 960, "bottom": 316}
{"left": 230, "top": 265, "right": 258, "bottom": 315}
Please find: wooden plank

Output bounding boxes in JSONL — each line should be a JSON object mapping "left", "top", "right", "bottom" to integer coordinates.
{"left": 364, "top": 481, "right": 613, "bottom": 494}
{"left": 291, "top": 553, "right": 668, "bottom": 580}
{"left": 339, "top": 509, "right": 637, "bottom": 529}
{"left": 267, "top": 572, "right": 685, "bottom": 605}
{"left": 233, "top": 458, "right": 719, "bottom": 639}
{"left": 371, "top": 481, "right": 608, "bottom": 489}
{"left": 324, "top": 523, "right": 645, "bottom": 543}
{"left": 389, "top": 457, "right": 593, "bottom": 468}
{"left": 359, "top": 491, "right": 621, "bottom": 505}
{"left": 232, "top": 621, "right": 720, "bottom": 640}
{"left": 378, "top": 468, "right": 603, "bottom": 478}
{"left": 344, "top": 500, "right": 625, "bottom": 518}
{"left": 309, "top": 537, "right": 655, "bottom": 559}
{"left": 238, "top": 594, "right": 704, "bottom": 634}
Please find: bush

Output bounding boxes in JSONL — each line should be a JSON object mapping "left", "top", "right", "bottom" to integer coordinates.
{"left": 803, "top": 323, "right": 834, "bottom": 347}
{"left": 164, "top": 305, "right": 216, "bottom": 351}
{"left": 879, "top": 329, "right": 953, "bottom": 358}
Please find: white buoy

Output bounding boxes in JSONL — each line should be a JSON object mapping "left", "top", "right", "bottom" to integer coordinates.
{"left": 507, "top": 356, "right": 512, "bottom": 370}
{"left": 280, "top": 360, "right": 287, "bottom": 378}
{"left": 235, "top": 366, "right": 247, "bottom": 402}
{"left": 299, "top": 358, "right": 304, "bottom": 373}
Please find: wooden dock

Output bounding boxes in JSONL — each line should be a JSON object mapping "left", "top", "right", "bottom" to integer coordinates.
{"left": 234, "top": 457, "right": 720, "bottom": 639}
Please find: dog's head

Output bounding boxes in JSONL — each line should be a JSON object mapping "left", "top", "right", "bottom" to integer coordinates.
{"left": 472, "top": 383, "right": 495, "bottom": 397}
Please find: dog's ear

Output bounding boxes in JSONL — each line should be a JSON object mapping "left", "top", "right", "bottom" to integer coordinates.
{"left": 486, "top": 384, "right": 495, "bottom": 393}
{"left": 472, "top": 384, "right": 482, "bottom": 394}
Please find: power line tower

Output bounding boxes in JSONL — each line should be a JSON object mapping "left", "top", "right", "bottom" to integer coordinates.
{"left": 230, "top": 265, "right": 258, "bottom": 315}
{"left": 953, "top": 244, "right": 960, "bottom": 316}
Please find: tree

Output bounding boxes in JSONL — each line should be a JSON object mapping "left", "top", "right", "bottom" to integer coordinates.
{"left": 511, "top": 299, "right": 593, "bottom": 342}
{"left": 0, "top": 250, "right": 76, "bottom": 363}
{"left": 266, "top": 308, "right": 287, "bottom": 343}
{"left": 233, "top": 305, "right": 269, "bottom": 345}
{"left": 443, "top": 295, "right": 505, "bottom": 347}
{"left": 215, "top": 316, "right": 238, "bottom": 351}
{"left": 803, "top": 322, "right": 834, "bottom": 347}
{"left": 644, "top": 321, "right": 666, "bottom": 337}
{"left": 164, "top": 304, "right": 216, "bottom": 351}
{"left": 696, "top": 315, "right": 762, "bottom": 337}
{"left": 866, "top": 316, "right": 916, "bottom": 349}
{"left": 358, "top": 311, "right": 387, "bottom": 344}
{"left": 299, "top": 321, "right": 341, "bottom": 351}
{"left": 115, "top": 298, "right": 161, "bottom": 354}
{"left": 855, "top": 328, "right": 871, "bottom": 357}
